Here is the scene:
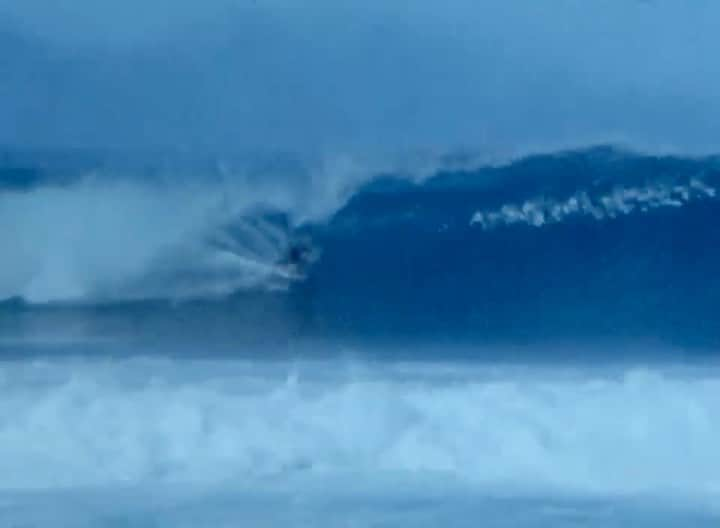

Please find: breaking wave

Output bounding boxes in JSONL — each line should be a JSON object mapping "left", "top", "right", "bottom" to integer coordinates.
{"left": 2, "top": 145, "right": 720, "bottom": 346}
{"left": 0, "top": 153, "right": 395, "bottom": 303}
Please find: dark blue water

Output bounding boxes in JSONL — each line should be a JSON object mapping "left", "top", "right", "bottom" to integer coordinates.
{"left": 298, "top": 147, "right": 720, "bottom": 348}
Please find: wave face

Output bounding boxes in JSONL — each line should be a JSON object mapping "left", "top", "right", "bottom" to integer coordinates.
{"left": 299, "top": 147, "right": 720, "bottom": 347}
{"left": 2, "top": 146, "right": 720, "bottom": 347}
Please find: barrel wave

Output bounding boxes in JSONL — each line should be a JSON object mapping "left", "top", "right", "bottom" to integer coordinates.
{"left": 2, "top": 146, "right": 719, "bottom": 348}
{"left": 303, "top": 147, "right": 720, "bottom": 348}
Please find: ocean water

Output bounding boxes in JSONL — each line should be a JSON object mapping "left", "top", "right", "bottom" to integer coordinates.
{"left": 2, "top": 147, "right": 720, "bottom": 526}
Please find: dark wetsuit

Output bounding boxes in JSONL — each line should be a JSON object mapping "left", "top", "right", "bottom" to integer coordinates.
{"left": 285, "top": 242, "right": 317, "bottom": 337}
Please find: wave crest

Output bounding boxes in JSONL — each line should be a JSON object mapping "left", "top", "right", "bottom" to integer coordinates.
{"left": 470, "top": 178, "right": 717, "bottom": 230}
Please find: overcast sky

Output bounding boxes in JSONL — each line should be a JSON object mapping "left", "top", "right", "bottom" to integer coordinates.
{"left": 1, "top": 0, "right": 719, "bottom": 155}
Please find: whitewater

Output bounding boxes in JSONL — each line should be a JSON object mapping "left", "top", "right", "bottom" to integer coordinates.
{"left": 1, "top": 351, "right": 720, "bottom": 527}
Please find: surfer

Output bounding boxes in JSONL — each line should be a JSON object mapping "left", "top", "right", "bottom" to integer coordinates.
{"left": 282, "top": 239, "right": 316, "bottom": 279}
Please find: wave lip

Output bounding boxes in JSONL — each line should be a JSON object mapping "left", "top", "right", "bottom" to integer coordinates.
{"left": 470, "top": 178, "right": 717, "bottom": 229}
